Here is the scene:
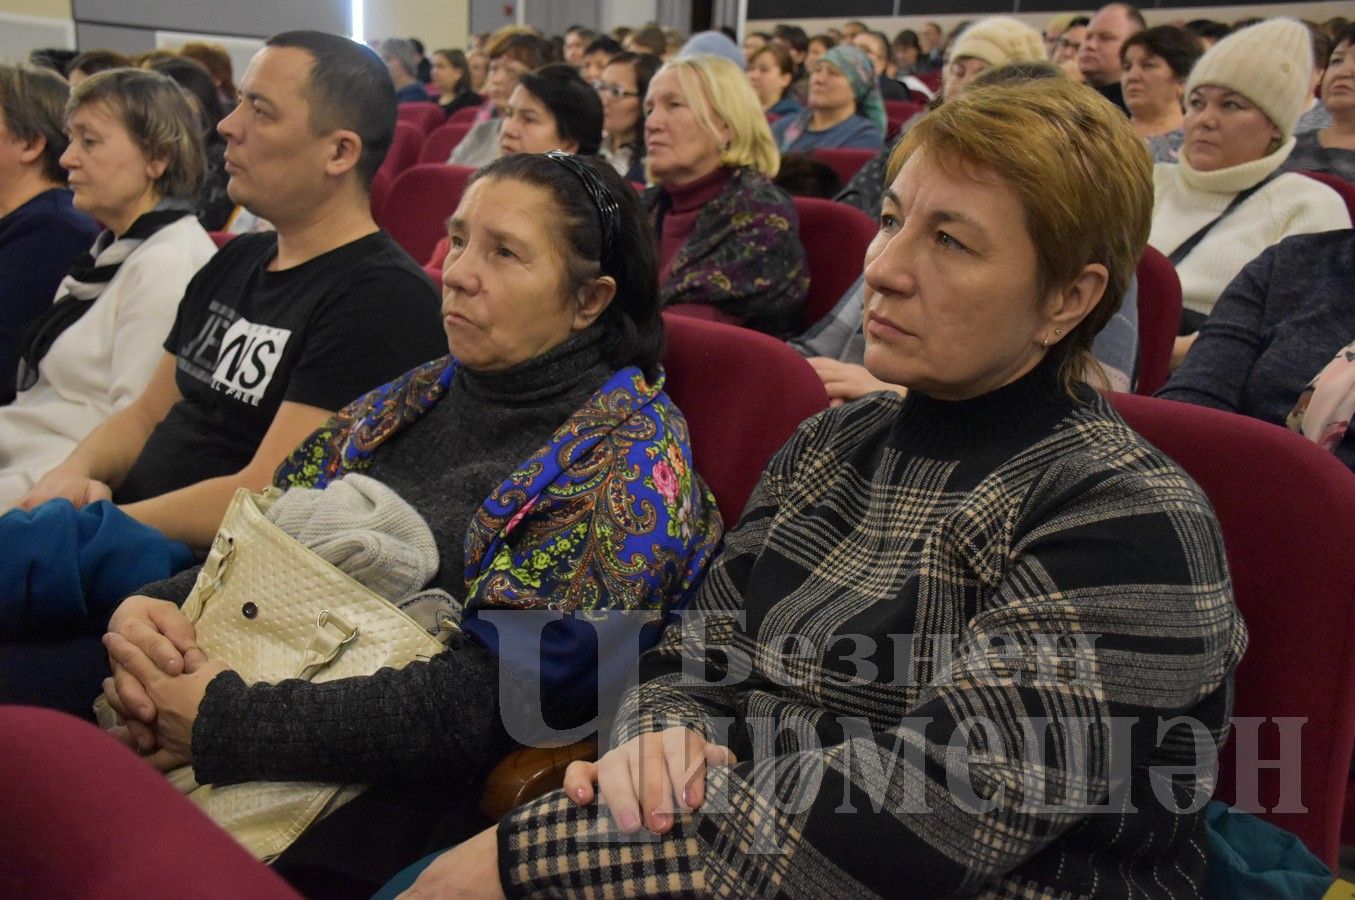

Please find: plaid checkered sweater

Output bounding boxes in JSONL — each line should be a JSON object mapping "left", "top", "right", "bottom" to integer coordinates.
{"left": 497, "top": 359, "right": 1248, "bottom": 898}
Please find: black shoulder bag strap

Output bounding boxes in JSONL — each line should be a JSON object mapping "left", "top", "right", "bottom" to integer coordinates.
{"left": 1167, "top": 171, "right": 1281, "bottom": 267}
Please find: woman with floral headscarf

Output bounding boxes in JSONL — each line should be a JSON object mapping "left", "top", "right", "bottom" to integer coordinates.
{"left": 771, "top": 44, "right": 886, "bottom": 153}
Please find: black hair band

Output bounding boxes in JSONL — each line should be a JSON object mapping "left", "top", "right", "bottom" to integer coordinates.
{"left": 544, "top": 149, "right": 620, "bottom": 268}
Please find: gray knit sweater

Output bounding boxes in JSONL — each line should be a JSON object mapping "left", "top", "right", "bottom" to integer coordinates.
{"left": 142, "top": 330, "right": 612, "bottom": 786}
{"left": 498, "top": 355, "right": 1247, "bottom": 898}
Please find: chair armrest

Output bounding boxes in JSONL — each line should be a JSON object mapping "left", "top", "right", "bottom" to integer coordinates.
{"left": 478, "top": 740, "right": 598, "bottom": 822}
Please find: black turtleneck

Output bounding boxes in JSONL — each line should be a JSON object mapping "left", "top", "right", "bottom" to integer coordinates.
{"left": 365, "top": 328, "right": 612, "bottom": 599}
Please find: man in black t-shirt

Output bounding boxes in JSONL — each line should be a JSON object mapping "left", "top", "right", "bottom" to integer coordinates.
{"left": 18, "top": 31, "right": 445, "bottom": 550}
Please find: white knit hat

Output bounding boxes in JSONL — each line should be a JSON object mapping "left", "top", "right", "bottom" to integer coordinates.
{"left": 949, "top": 17, "right": 1048, "bottom": 68}
{"left": 1185, "top": 18, "right": 1312, "bottom": 142}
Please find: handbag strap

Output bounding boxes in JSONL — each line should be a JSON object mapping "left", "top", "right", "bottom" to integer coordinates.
{"left": 1168, "top": 172, "right": 1280, "bottom": 267}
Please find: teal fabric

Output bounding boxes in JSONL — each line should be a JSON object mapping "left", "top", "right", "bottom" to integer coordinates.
{"left": 371, "top": 851, "right": 440, "bottom": 899}
{"left": 1203, "top": 801, "right": 1333, "bottom": 899}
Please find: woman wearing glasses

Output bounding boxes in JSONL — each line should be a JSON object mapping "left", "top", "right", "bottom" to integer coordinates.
{"left": 596, "top": 51, "right": 660, "bottom": 182}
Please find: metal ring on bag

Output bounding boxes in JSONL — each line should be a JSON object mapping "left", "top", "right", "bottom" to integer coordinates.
{"left": 316, "top": 609, "right": 359, "bottom": 646}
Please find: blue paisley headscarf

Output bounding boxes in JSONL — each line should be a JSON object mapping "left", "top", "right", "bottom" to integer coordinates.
{"left": 819, "top": 44, "right": 887, "bottom": 132}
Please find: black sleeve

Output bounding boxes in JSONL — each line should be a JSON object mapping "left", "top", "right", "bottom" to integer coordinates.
{"left": 281, "top": 262, "right": 443, "bottom": 412}
{"left": 135, "top": 566, "right": 202, "bottom": 605}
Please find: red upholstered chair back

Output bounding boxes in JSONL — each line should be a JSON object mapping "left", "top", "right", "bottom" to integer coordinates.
{"left": 661, "top": 314, "right": 829, "bottom": 525}
{"left": 377, "top": 121, "right": 423, "bottom": 183}
{"left": 369, "top": 165, "right": 393, "bottom": 220}
{"left": 1299, "top": 170, "right": 1355, "bottom": 220}
{"left": 1108, "top": 392, "right": 1355, "bottom": 869}
{"left": 1134, "top": 245, "right": 1182, "bottom": 396}
{"left": 884, "top": 98, "right": 923, "bottom": 138}
{"left": 420, "top": 122, "right": 474, "bottom": 164}
{"left": 808, "top": 147, "right": 878, "bottom": 185}
{"left": 448, "top": 104, "right": 482, "bottom": 125}
{"left": 396, "top": 102, "right": 445, "bottom": 135}
{"left": 792, "top": 196, "right": 878, "bottom": 331}
{"left": 378, "top": 164, "right": 475, "bottom": 262}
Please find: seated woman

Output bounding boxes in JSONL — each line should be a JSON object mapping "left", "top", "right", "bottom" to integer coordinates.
{"left": 0, "top": 64, "right": 98, "bottom": 406}
{"left": 0, "top": 68, "right": 215, "bottom": 507}
{"left": 430, "top": 48, "right": 480, "bottom": 119}
{"left": 771, "top": 44, "right": 885, "bottom": 153}
{"left": 596, "top": 51, "right": 660, "bottom": 181}
{"left": 498, "top": 64, "right": 602, "bottom": 156}
{"left": 1120, "top": 26, "right": 1204, "bottom": 164}
{"left": 746, "top": 43, "right": 803, "bottom": 118}
{"left": 1160, "top": 228, "right": 1355, "bottom": 470}
{"left": 449, "top": 32, "right": 546, "bottom": 169}
{"left": 99, "top": 152, "right": 721, "bottom": 893}
{"left": 405, "top": 77, "right": 1247, "bottom": 900}
{"left": 643, "top": 55, "right": 808, "bottom": 337}
{"left": 1282, "top": 24, "right": 1355, "bottom": 184}
{"left": 1149, "top": 18, "right": 1350, "bottom": 366}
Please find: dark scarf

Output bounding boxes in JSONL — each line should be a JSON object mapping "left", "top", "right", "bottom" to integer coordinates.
{"left": 15, "top": 206, "right": 192, "bottom": 392}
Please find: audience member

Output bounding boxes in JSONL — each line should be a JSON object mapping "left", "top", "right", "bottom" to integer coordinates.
{"left": 746, "top": 43, "right": 802, "bottom": 117}
{"left": 742, "top": 30, "right": 770, "bottom": 63}
{"left": 806, "top": 33, "right": 835, "bottom": 68}
{"left": 563, "top": 26, "right": 597, "bottom": 67}
{"left": 772, "top": 45, "right": 885, "bottom": 153}
{"left": 178, "top": 42, "right": 239, "bottom": 107}
{"left": 1149, "top": 18, "right": 1350, "bottom": 365}
{"left": 1043, "top": 12, "right": 1078, "bottom": 57}
{"left": 499, "top": 65, "right": 602, "bottom": 156}
{"left": 449, "top": 32, "right": 547, "bottom": 168}
{"left": 842, "top": 20, "right": 868, "bottom": 41}
{"left": 853, "top": 30, "right": 910, "bottom": 101}
{"left": 1185, "top": 18, "right": 1231, "bottom": 50}
{"left": 580, "top": 36, "right": 622, "bottom": 87}
{"left": 409, "top": 36, "right": 432, "bottom": 83}
{"left": 0, "top": 65, "right": 99, "bottom": 407}
{"left": 677, "top": 30, "right": 746, "bottom": 70}
{"left": 28, "top": 47, "right": 77, "bottom": 76}
{"left": 0, "top": 68, "right": 214, "bottom": 506}
{"left": 65, "top": 49, "right": 131, "bottom": 86}
{"left": 644, "top": 55, "right": 807, "bottom": 336}
{"left": 430, "top": 48, "right": 479, "bottom": 118}
{"left": 95, "top": 152, "right": 720, "bottom": 894}
{"left": 1053, "top": 16, "right": 1090, "bottom": 81}
{"left": 381, "top": 38, "right": 431, "bottom": 104}
{"left": 404, "top": 76, "right": 1245, "bottom": 900}
{"left": 596, "top": 51, "right": 659, "bottom": 181}
{"left": 1295, "top": 22, "right": 1334, "bottom": 134}
{"left": 1120, "top": 26, "right": 1204, "bottom": 162}
{"left": 626, "top": 25, "right": 667, "bottom": 58}
{"left": 1161, "top": 229, "right": 1355, "bottom": 470}
{"left": 1080, "top": 3, "right": 1146, "bottom": 113}
{"left": 891, "top": 28, "right": 922, "bottom": 74}
{"left": 1283, "top": 23, "right": 1355, "bottom": 182}
{"left": 467, "top": 48, "right": 489, "bottom": 93}
{"left": 771, "top": 152, "right": 842, "bottom": 198}
{"left": 150, "top": 57, "right": 235, "bottom": 230}
{"left": 919, "top": 20, "right": 944, "bottom": 70}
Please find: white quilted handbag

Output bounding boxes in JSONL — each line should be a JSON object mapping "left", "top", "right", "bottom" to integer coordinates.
{"left": 99, "top": 487, "right": 451, "bottom": 862}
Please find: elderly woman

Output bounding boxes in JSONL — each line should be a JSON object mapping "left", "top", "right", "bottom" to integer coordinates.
{"left": 0, "top": 64, "right": 98, "bottom": 407}
{"left": 1160, "top": 228, "right": 1355, "bottom": 470}
{"left": 98, "top": 153, "right": 721, "bottom": 892}
{"left": 595, "top": 52, "right": 660, "bottom": 180}
{"left": 403, "top": 76, "right": 1246, "bottom": 900}
{"left": 747, "top": 43, "right": 802, "bottom": 118}
{"left": 643, "top": 55, "right": 808, "bottom": 337}
{"left": 498, "top": 64, "right": 602, "bottom": 156}
{"left": 430, "top": 48, "right": 480, "bottom": 119}
{"left": 0, "top": 68, "right": 214, "bottom": 507}
{"left": 1283, "top": 24, "right": 1355, "bottom": 183}
{"left": 1150, "top": 18, "right": 1350, "bottom": 365}
{"left": 449, "top": 32, "right": 547, "bottom": 168}
{"left": 772, "top": 44, "right": 885, "bottom": 153}
{"left": 1121, "top": 26, "right": 1204, "bottom": 163}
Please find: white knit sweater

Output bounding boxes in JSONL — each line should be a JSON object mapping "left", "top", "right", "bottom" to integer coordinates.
{"left": 0, "top": 216, "right": 216, "bottom": 507}
{"left": 1149, "top": 139, "right": 1351, "bottom": 317}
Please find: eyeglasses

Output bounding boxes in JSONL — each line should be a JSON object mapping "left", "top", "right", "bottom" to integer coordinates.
{"left": 592, "top": 80, "right": 640, "bottom": 99}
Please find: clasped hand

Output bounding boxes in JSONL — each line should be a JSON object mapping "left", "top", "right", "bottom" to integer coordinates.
{"left": 101, "top": 595, "right": 228, "bottom": 771}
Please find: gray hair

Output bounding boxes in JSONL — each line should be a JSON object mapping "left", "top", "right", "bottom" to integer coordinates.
{"left": 381, "top": 38, "right": 419, "bottom": 79}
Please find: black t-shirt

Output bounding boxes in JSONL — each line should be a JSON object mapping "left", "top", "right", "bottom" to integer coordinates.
{"left": 115, "top": 230, "right": 444, "bottom": 503}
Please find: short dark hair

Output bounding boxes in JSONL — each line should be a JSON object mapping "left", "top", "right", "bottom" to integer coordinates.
{"left": 265, "top": 30, "right": 395, "bottom": 188}
{"left": 1121, "top": 26, "right": 1203, "bottom": 79}
{"left": 858, "top": 30, "right": 890, "bottom": 62}
{"left": 471, "top": 153, "right": 664, "bottom": 376}
{"left": 67, "top": 49, "right": 131, "bottom": 78}
{"left": 629, "top": 25, "right": 667, "bottom": 56}
{"left": 1068, "top": 16, "right": 1091, "bottom": 29}
{"left": 1332, "top": 23, "right": 1355, "bottom": 57}
{"left": 583, "top": 36, "right": 624, "bottom": 59}
{"left": 773, "top": 153, "right": 842, "bottom": 198}
{"left": 1304, "top": 21, "right": 1333, "bottom": 72}
{"left": 893, "top": 29, "right": 921, "bottom": 52}
{"left": 517, "top": 64, "right": 603, "bottom": 155}
{"left": 28, "top": 48, "right": 77, "bottom": 75}
{"left": 773, "top": 24, "right": 809, "bottom": 55}
{"left": 0, "top": 63, "right": 71, "bottom": 182}
{"left": 151, "top": 57, "right": 226, "bottom": 133}
{"left": 1184, "top": 19, "right": 1231, "bottom": 44}
{"left": 606, "top": 51, "right": 661, "bottom": 164}
{"left": 491, "top": 32, "right": 548, "bottom": 70}
{"left": 567, "top": 26, "right": 597, "bottom": 41}
{"left": 409, "top": 37, "right": 425, "bottom": 56}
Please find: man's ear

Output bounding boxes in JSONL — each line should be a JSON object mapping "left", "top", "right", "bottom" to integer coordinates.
{"left": 572, "top": 275, "right": 617, "bottom": 331}
{"left": 325, "top": 129, "right": 363, "bottom": 178}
